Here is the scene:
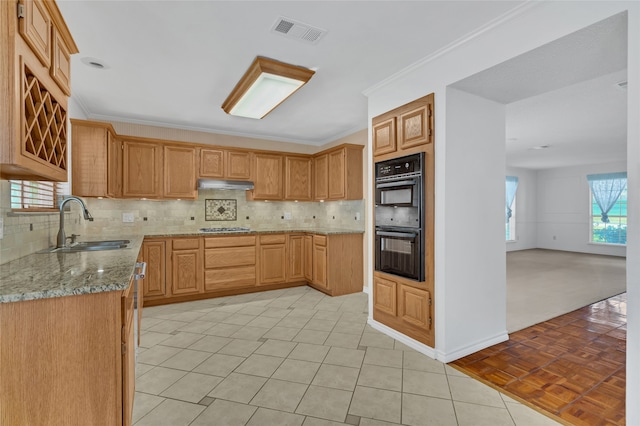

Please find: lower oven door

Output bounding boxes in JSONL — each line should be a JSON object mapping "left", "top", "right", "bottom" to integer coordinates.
{"left": 375, "top": 228, "right": 423, "bottom": 281}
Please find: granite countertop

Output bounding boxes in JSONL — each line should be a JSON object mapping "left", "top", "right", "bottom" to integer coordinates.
{"left": 146, "top": 228, "right": 365, "bottom": 238}
{"left": 0, "top": 236, "right": 143, "bottom": 304}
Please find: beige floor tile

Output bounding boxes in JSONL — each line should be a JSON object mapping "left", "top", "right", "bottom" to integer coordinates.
{"left": 392, "top": 340, "right": 415, "bottom": 351}
{"left": 203, "top": 323, "right": 242, "bottom": 337}
{"left": 278, "top": 316, "right": 310, "bottom": 328}
{"left": 140, "top": 331, "right": 172, "bottom": 348}
{"left": 140, "top": 317, "right": 164, "bottom": 330}
{"left": 230, "top": 326, "right": 268, "bottom": 340}
{"left": 207, "top": 372, "right": 267, "bottom": 403}
{"left": 323, "top": 347, "right": 365, "bottom": 368}
{"left": 134, "top": 398, "right": 204, "bottom": 426}
{"left": 262, "top": 326, "right": 301, "bottom": 341}
{"left": 272, "top": 359, "right": 321, "bottom": 384}
{"left": 302, "top": 417, "right": 349, "bottom": 426}
{"left": 218, "top": 339, "right": 263, "bottom": 357}
{"left": 247, "top": 315, "right": 281, "bottom": 329}
{"left": 505, "top": 402, "right": 562, "bottom": 425}
{"left": 356, "top": 364, "right": 402, "bottom": 391}
{"left": 445, "top": 364, "right": 469, "bottom": 377}
{"left": 135, "top": 362, "right": 155, "bottom": 378}
{"left": 235, "top": 354, "right": 285, "bottom": 377}
{"left": 363, "top": 347, "right": 403, "bottom": 368}
{"left": 403, "top": 351, "right": 446, "bottom": 374}
{"left": 358, "top": 419, "right": 402, "bottom": 426}
{"left": 158, "top": 332, "right": 205, "bottom": 348}
{"left": 167, "top": 311, "right": 207, "bottom": 323}
{"left": 454, "top": 401, "right": 515, "bottom": 426}
{"left": 401, "top": 393, "right": 457, "bottom": 426}
{"left": 254, "top": 339, "right": 297, "bottom": 357}
{"left": 222, "top": 313, "right": 257, "bottom": 326}
{"left": 159, "top": 348, "right": 212, "bottom": 371}
{"left": 359, "top": 332, "right": 395, "bottom": 349}
{"left": 339, "top": 312, "right": 367, "bottom": 323}
{"left": 287, "top": 307, "right": 317, "bottom": 319}
{"left": 304, "top": 318, "right": 338, "bottom": 332}
{"left": 296, "top": 385, "right": 352, "bottom": 422}
{"left": 136, "top": 366, "right": 187, "bottom": 395}
{"left": 159, "top": 372, "right": 223, "bottom": 403}
{"left": 198, "top": 311, "right": 233, "bottom": 322}
{"left": 175, "top": 320, "right": 215, "bottom": 333}
{"left": 192, "top": 353, "right": 245, "bottom": 377}
{"left": 293, "top": 329, "right": 330, "bottom": 344}
{"left": 288, "top": 343, "right": 330, "bottom": 363}
{"left": 448, "top": 375, "right": 506, "bottom": 408}
{"left": 187, "top": 335, "right": 231, "bottom": 353}
{"left": 147, "top": 320, "right": 190, "bottom": 334}
{"left": 132, "top": 392, "right": 164, "bottom": 423}
{"left": 324, "top": 332, "right": 361, "bottom": 349}
{"left": 237, "top": 305, "right": 267, "bottom": 316}
{"left": 332, "top": 320, "right": 366, "bottom": 335}
{"left": 348, "top": 386, "right": 401, "bottom": 423}
{"left": 403, "top": 370, "right": 452, "bottom": 399}
{"left": 190, "top": 399, "right": 257, "bottom": 426}
{"left": 261, "top": 307, "right": 292, "bottom": 318}
{"left": 246, "top": 407, "right": 305, "bottom": 426}
{"left": 250, "top": 378, "right": 308, "bottom": 412}
{"left": 312, "top": 364, "right": 360, "bottom": 391}
{"left": 138, "top": 345, "right": 183, "bottom": 366}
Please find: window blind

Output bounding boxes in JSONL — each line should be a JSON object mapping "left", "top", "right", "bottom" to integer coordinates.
{"left": 9, "top": 180, "right": 70, "bottom": 211}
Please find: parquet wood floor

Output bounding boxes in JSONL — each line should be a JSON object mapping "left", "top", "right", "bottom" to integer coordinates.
{"left": 450, "top": 293, "right": 626, "bottom": 425}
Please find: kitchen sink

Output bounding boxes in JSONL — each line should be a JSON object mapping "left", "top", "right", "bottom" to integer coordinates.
{"left": 39, "top": 240, "right": 130, "bottom": 253}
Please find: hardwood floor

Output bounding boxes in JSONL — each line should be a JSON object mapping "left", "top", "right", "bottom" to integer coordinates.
{"left": 450, "top": 293, "right": 626, "bottom": 425}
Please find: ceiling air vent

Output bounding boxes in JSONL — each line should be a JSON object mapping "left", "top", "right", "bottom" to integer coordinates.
{"left": 271, "top": 17, "right": 326, "bottom": 45}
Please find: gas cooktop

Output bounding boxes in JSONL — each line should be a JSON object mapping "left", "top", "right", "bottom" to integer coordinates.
{"left": 199, "top": 227, "right": 252, "bottom": 233}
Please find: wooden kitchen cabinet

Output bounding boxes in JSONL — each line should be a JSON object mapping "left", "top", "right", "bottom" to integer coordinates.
{"left": 252, "top": 153, "right": 283, "bottom": 200}
{"left": 308, "top": 233, "right": 364, "bottom": 296}
{"left": 372, "top": 94, "right": 433, "bottom": 159}
{"left": 287, "top": 234, "right": 305, "bottom": 282}
{"left": 121, "top": 278, "right": 136, "bottom": 426}
{"left": 314, "top": 145, "right": 363, "bottom": 201}
{"left": 284, "top": 155, "right": 312, "bottom": 201}
{"left": 199, "top": 148, "right": 252, "bottom": 180}
{"left": 259, "top": 234, "right": 287, "bottom": 284}
{"left": 204, "top": 235, "right": 256, "bottom": 291}
{"left": 0, "top": 0, "right": 78, "bottom": 181}
{"left": 71, "top": 120, "right": 122, "bottom": 198}
{"left": 164, "top": 145, "right": 197, "bottom": 199}
{"left": 123, "top": 140, "right": 163, "bottom": 198}
{"left": 303, "top": 235, "right": 313, "bottom": 282}
{"left": 312, "top": 235, "right": 328, "bottom": 289}
{"left": 140, "top": 240, "right": 167, "bottom": 300}
{"left": 169, "top": 238, "right": 203, "bottom": 296}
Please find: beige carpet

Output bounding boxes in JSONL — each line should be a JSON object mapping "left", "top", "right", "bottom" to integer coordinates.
{"left": 507, "top": 249, "right": 626, "bottom": 332}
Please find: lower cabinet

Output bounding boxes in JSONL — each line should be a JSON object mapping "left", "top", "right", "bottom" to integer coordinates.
{"left": 303, "top": 235, "right": 313, "bottom": 282}
{"left": 288, "top": 234, "right": 306, "bottom": 282}
{"left": 141, "top": 239, "right": 167, "bottom": 300}
{"left": 312, "top": 235, "right": 328, "bottom": 289}
{"left": 204, "top": 235, "right": 256, "bottom": 291}
{"left": 258, "top": 234, "right": 287, "bottom": 284}
{"left": 308, "top": 233, "right": 363, "bottom": 296}
{"left": 169, "top": 238, "right": 203, "bottom": 296}
{"left": 373, "top": 271, "right": 434, "bottom": 347}
{"left": 122, "top": 278, "right": 136, "bottom": 426}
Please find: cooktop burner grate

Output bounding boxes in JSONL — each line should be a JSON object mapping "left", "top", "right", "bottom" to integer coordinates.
{"left": 199, "top": 227, "right": 252, "bottom": 233}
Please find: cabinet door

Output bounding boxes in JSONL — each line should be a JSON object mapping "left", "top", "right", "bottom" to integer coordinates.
{"left": 285, "top": 156, "right": 312, "bottom": 201}
{"left": 399, "top": 103, "right": 430, "bottom": 150}
{"left": 288, "top": 235, "right": 305, "bottom": 282}
{"left": 313, "top": 154, "right": 328, "bottom": 201}
{"left": 199, "top": 148, "right": 224, "bottom": 178}
{"left": 372, "top": 117, "right": 397, "bottom": 156}
{"left": 71, "top": 122, "right": 108, "bottom": 197}
{"left": 373, "top": 275, "right": 397, "bottom": 316}
{"left": 171, "top": 248, "right": 202, "bottom": 295}
{"left": 303, "top": 235, "right": 313, "bottom": 282}
{"left": 312, "top": 237, "right": 328, "bottom": 289}
{"left": 399, "top": 284, "right": 431, "bottom": 330}
{"left": 51, "top": 26, "right": 72, "bottom": 96}
{"left": 259, "top": 235, "right": 286, "bottom": 284}
{"left": 18, "top": 0, "right": 51, "bottom": 68}
{"left": 328, "top": 149, "right": 346, "bottom": 200}
{"left": 164, "top": 145, "right": 197, "bottom": 199}
{"left": 107, "top": 134, "right": 123, "bottom": 198}
{"left": 123, "top": 141, "right": 162, "bottom": 198}
{"left": 121, "top": 281, "right": 135, "bottom": 426}
{"left": 253, "top": 153, "right": 283, "bottom": 200}
{"left": 226, "top": 151, "right": 252, "bottom": 180}
{"left": 141, "top": 241, "right": 166, "bottom": 299}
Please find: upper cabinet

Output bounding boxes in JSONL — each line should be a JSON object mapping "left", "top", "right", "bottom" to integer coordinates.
{"left": 314, "top": 145, "right": 363, "bottom": 201}
{"left": 0, "top": 0, "right": 78, "bottom": 182}
{"left": 199, "top": 148, "right": 252, "bottom": 181}
{"left": 284, "top": 155, "right": 312, "bottom": 201}
{"left": 372, "top": 94, "right": 433, "bottom": 159}
{"left": 251, "top": 153, "right": 283, "bottom": 200}
{"left": 164, "top": 145, "right": 197, "bottom": 199}
{"left": 122, "top": 140, "right": 163, "bottom": 199}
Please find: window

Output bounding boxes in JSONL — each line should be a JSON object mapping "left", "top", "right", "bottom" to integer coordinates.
{"left": 506, "top": 195, "right": 516, "bottom": 241}
{"left": 588, "top": 172, "right": 627, "bottom": 245}
{"left": 10, "top": 180, "right": 70, "bottom": 212}
{"left": 505, "top": 176, "right": 519, "bottom": 241}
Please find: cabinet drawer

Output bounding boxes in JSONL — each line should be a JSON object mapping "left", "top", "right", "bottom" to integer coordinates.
{"left": 260, "top": 234, "right": 286, "bottom": 245}
{"left": 205, "top": 266, "right": 256, "bottom": 290}
{"left": 205, "top": 247, "right": 255, "bottom": 268}
{"left": 172, "top": 238, "right": 200, "bottom": 250}
{"left": 205, "top": 235, "right": 256, "bottom": 248}
{"left": 313, "top": 235, "right": 327, "bottom": 246}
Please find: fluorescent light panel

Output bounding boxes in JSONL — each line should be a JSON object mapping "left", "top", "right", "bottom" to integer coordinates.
{"left": 222, "top": 57, "right": 315, "bottom": 119}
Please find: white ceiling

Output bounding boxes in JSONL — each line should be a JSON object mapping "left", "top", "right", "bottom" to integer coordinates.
{"left": 58, "top": 2, "right": 628, "bottom": 169}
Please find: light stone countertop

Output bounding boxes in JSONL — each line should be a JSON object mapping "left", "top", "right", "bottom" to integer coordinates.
{"left": 0, "top": 228, "right": 364, "bottom": 304}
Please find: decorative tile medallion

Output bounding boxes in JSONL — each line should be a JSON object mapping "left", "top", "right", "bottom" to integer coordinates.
{"left": 205, "top": 199, "right": 237, "bottom": 221}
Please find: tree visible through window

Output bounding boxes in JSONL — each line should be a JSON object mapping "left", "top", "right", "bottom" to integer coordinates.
{"left": 588, "top": 173, "right": 627, "bottom": 245}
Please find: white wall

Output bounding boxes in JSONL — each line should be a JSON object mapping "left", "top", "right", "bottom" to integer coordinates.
{"left": 536, "top": 162, "right": 627, "bottom": 256}
{"left": 505, "top": 167, "right": 537, "bottom": 251}
{"left": 366, "top": 4, "right": 638, "bottom": 419}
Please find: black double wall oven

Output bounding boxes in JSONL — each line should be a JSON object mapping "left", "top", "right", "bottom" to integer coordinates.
{"left": 374, "top": 153, "right": 425, "bottom": 282}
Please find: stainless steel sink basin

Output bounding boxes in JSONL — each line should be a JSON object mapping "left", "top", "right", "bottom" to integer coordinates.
{"left": 39, "top": 240, "right": 130, "bottom": 253}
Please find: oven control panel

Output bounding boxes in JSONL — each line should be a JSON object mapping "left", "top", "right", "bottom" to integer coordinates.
{"left": 376, "top": 153, "right": 422, "bottom": 178}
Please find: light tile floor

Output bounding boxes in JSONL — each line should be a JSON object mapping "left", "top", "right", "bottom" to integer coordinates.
{"left": 134, "top": 286, "right": 560, "bottom": 426}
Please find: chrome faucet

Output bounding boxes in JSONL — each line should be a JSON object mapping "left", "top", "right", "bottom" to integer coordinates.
{"left": 56, "top": 196, "right": 94, "bottom": 248}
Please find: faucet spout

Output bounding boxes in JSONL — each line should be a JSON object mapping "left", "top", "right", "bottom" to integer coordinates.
{"left": 56, "top": 196, "right": 93, "bottom": 248}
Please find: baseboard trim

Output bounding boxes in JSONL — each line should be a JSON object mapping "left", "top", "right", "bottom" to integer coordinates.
{"left": 439, "top": 331, "right": 509, "bottom": 363}
{"left": 367, "top": 318, "right": 437, "bottom": 359}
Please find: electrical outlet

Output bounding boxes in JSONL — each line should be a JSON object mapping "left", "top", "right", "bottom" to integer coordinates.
{"left": 284, "top": 212, "right": 292, "bottom": 220}
{"left": 122, "top": 212, "right": 134, "bottom": 223}
{"left": 355, "top": 212, "right": 361, "bottom": 221}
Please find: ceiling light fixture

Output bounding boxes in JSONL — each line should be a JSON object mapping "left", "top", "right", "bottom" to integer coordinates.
{"left": 81, "top": 57, "right": 109, "bottom": 70}
{"left": 221, "top": 56, "right": 315, "bottom": 119}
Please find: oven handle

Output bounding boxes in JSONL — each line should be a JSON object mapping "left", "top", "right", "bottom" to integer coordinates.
{"left": 375, "top": 179, "right": 417, "bottom": 189}
{"left": 376, "top": 230, "right": 419, "bottom": 238}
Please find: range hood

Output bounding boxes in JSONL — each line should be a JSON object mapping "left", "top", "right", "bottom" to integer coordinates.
{"left": 197, "top": 179, "right": 254, "bottom": 191}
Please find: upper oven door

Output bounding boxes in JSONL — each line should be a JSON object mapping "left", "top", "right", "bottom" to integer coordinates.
{"left": 375, "top": 176, "right": 420, "bottom": 207}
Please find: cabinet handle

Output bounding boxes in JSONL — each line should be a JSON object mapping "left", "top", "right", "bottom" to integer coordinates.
{"left": 134, "top": 262, "right": 147, "bottom": 280}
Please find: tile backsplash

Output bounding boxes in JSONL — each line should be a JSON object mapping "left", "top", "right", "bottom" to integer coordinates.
{"left": 0, "top": 184, "right": 365, "bottom": 264}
